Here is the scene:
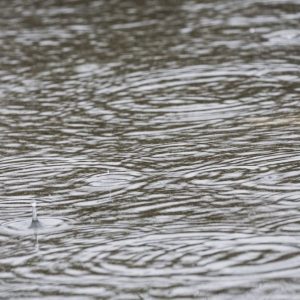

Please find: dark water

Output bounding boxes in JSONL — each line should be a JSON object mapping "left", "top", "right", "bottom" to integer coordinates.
{"left": 1, "top": 0, "right": 300, "bottom": 299}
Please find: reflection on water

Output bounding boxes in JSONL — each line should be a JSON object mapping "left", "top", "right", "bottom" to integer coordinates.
{"left": 0, "top": 0, "right": 300, "bottom": 298}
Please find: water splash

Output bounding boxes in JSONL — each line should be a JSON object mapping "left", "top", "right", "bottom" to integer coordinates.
{"left": 29, "top": 201, "right": 43, "bottom": 230}
{"left": 0, "top": 202, "right": 70, "bottom": 236}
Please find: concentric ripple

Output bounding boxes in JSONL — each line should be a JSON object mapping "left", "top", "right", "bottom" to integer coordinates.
{"left": 0, "top": 217, "right": 69, "bottom": 236}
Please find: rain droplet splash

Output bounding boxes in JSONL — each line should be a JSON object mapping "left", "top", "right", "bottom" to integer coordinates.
{"left": 29, "top": 201, "right": 43, "bottom": 230}
{"left": 0, "top": 202, "right": 70, "bottom": 236}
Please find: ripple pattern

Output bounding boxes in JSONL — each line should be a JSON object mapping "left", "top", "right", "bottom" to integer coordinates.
{"left": 0, "top": 0, "right": 300, "bottom": 299}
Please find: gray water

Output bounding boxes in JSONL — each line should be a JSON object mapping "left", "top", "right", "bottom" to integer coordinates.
{"left": 0, "top": 0, "right": 300, "bottom": 299}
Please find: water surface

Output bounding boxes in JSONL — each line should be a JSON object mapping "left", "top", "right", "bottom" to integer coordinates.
{"left": 0, "top": 0, "right": 300, "bottom": 299}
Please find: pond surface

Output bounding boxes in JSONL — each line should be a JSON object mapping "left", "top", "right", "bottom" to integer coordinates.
{"left": 0, "top": 0, "right": 300, "bottom": 299}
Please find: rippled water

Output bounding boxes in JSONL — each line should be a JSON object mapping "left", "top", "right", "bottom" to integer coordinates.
{"left": 1, "top": 0, "right": 300, "bottom": 298}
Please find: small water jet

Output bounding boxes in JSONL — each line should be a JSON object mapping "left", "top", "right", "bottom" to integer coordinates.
{"left": 29, "top": 201, "right": 43, "bottom": 230}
